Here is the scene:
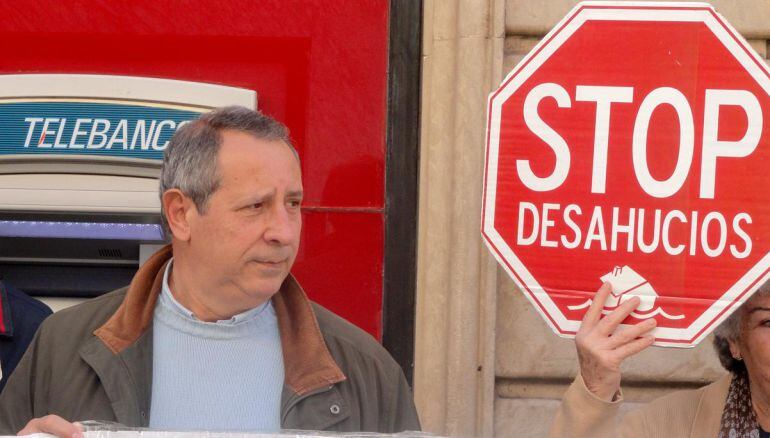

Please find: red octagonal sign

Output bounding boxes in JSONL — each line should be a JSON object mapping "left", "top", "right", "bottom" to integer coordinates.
{"left": 483, "top": 2, "right": 770, "bottom": 347}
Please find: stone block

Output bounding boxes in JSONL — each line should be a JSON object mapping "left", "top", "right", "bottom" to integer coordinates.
{"left": 502, "top": 53, "right": 524, "bottom": 82}
{"left": 505, "top": 0, "right": 770, "bottom": 39}
{"left": 748, "top": 38, "right": 768, "bottom": 58}
{"left": 429, "top": 0, "right": 495, "bottom": 42}
{"left": 504, "top": 35, "right": 539, "bottom": 54}
{"left": 494, "top": 396, "right": 644, "bottom": 437}
{"left": 495, "top": 377, "right": 707, "bottom": 403}
{"left": 494, "top": 397, "right": 560, "bottom": 438}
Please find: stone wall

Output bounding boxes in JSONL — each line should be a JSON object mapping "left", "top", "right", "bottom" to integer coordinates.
{"left": 495, "top": 1, "right": 770, "bottom": 437}
{"left": 414, "top": 1, "right": 503, "bottom": 436}
{"left": 414, "top": 1, "right": 770, "bottom": 437}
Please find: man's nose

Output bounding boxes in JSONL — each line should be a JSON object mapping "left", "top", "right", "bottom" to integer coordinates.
{"left": 264, "top": 205, "right": 297, "bottom": 244}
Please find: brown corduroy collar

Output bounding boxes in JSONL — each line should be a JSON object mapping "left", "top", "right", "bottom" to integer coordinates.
{"left": 93, "top": 244, "right": 346, "bottom": 396}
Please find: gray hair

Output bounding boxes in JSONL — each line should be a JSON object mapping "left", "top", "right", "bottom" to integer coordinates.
{"left": 713, "top": 280, "right": 770, "bottom": 373}
{"left": 159, "top": 106, "right": 296, "bottom": 234}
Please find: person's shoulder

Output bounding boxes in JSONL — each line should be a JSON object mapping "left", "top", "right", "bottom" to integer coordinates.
{"left": 3, "top": 283, "right": 52, "bottom": 320}
{"left": 639, "top": 374, "right": 727, "bottom": 410}
{"left": 37, "top": 287, "right": 128, "bottom": 335}
{"left": 311, "top": 302, "right": 400, "bottom": 370}
{"left": 625, "top": 374, "right": 729, "bottom": 433}
{"left": 637, "top": 384, "right": 707, "bottom": 412}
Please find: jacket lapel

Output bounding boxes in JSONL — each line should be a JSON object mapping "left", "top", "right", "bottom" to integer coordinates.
{"left": 118, "top": 328, "right": 154, "bottom": 425}
{"left": 78, "top": 329, "right": 153, "bottom": 427}
{"left": 274, "top": 278, "right": 348, "bottom": 430}
{"left": 272, "top": 276, "right": 346, "bottom": 396}
{"left": 94, "top": 246, "right": 170, "bottom": 354}
{"left": 690, "top": 374, "right": 732, "bottom": 438}
{"left": 86, "top": 246, "right": 169, "bottom": 427}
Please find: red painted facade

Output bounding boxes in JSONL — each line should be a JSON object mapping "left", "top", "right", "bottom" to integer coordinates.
{"left": 0, "top": 0, "right": 390, "bottom": 337}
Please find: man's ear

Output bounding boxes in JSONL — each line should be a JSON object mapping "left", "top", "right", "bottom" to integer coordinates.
{"left": 162, "top": 189, "right": 196, "bottom": 242}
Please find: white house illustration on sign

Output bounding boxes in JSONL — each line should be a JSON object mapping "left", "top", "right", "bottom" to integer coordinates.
{"left": 568, "top": 265, "right": 684, "bottom": 320}
{"left": 602, "top": 265, "right": 656, "bottom": 311}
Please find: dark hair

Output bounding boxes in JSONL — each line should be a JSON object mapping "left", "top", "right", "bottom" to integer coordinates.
{"left": 712, "top": 281, "right": 770, "bottom": 374}
{"left": 159, "top": 106, "right": 296, "bottom": 233}
{"left": 713, "top": 331, "right": 745, "bottom": 374}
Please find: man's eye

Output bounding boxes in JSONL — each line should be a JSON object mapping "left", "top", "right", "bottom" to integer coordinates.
{"left": 249, "top": 202, "right": 263, "bottom": 209}
{"left": 288, "top": 200, "right": 302, "bottom": 208}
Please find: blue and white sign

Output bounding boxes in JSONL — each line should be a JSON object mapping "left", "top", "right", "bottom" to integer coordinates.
{"left": 0, "top": 74, "right": 256, "bottom": 162}
{"left": 0, "top": 75, "right": 255, "bottom": 215}
{"left": 0, "top": 101, "right": 202, "bottom": 160}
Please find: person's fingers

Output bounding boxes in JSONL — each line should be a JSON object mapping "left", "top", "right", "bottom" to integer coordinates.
{"left": 596, "top": 295, "right": 642, "bottom": 335}
{"left": 18, "top": 415, "right": 82, "bottom": 438}
{"left": 613, "top": 334, "right": 656, "bottom": 360}
{"left": 606, "top": 318, "right": 657, "bottom": 349}
{"left": 582, "top": 282, "right": 613, "bottom": 328}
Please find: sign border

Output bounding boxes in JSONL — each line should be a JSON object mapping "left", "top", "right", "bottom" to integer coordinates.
{"left": 481, "top": 1, "right": 770, "bottom": 347}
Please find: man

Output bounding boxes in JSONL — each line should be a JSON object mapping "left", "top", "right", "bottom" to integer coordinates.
{"left": 0, "top": 280, "right": 52, "bottom": 393}
{"left": 0, "top": 106, "right": 420, "bottom": 436}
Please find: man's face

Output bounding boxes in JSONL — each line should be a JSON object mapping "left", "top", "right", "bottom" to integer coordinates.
{"left": 186, "top": 130, "right": 302, "bottom": 312}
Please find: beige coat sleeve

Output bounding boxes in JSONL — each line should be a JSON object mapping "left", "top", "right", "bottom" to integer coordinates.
{"left": 549, "top": 374, "right": 727, "bottom": 438}
{"left": 549, "top": 375, "right": 647, "bottom": 438}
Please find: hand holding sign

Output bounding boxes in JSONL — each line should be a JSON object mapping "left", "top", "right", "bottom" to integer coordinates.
{"left": 575, "top": 283, "right": 657, "bottom": 401}
{"left": 482, "top": 2, "right": 770, "bottom": 346}
{"left": 18, "top": 415, "right": 82, "bottom": 438}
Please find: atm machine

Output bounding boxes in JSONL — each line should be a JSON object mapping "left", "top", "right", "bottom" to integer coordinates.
{"left": 0, "top": 74, "right": 255, "bottom": 310}
{"left": 0, "top": 1, "right": 420, "bottom": 380}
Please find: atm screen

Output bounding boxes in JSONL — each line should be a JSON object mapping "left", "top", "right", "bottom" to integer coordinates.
{"left": 0, "top": 215, "right": 165, "bottom": 298}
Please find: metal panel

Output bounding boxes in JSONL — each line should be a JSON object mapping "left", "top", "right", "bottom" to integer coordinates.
{"left": 0, "top": 174, "right": 160, "bottom": 213}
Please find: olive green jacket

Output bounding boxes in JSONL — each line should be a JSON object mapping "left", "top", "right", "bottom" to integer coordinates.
{"left": 0, "top": 245, "right": 420, "bottom": 434}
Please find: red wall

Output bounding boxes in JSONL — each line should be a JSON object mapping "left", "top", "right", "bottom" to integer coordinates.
{"left": 0, "top": 0, "right": 390, "bottom": 337}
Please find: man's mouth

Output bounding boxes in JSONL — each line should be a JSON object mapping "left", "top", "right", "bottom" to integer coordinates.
{"left": 253, "top": 259, "right": 285, "bottom": 266}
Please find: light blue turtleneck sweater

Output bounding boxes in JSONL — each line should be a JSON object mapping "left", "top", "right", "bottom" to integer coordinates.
{"left": 149, "top": 260, "right": 284, "bottom": 431}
